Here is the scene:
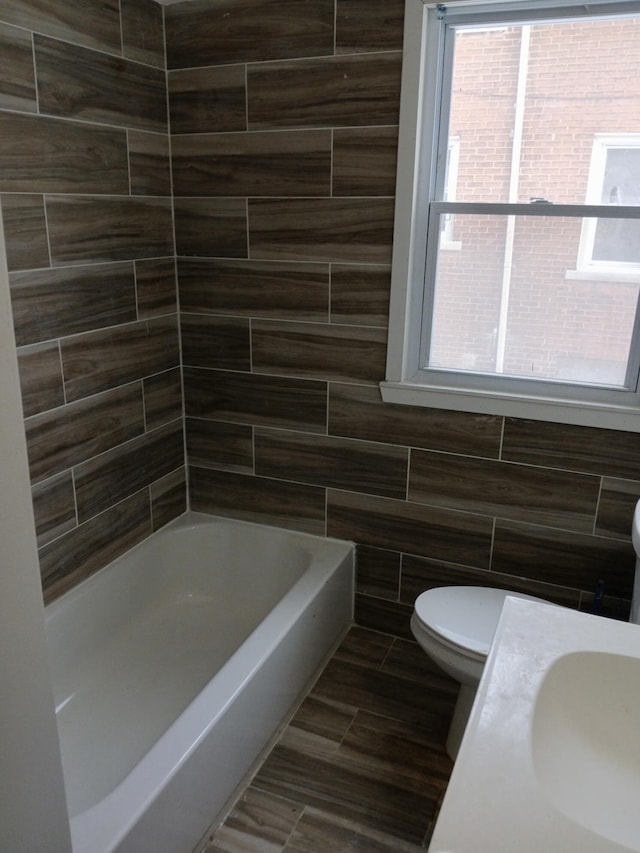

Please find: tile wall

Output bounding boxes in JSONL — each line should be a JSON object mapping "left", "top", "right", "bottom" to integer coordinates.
{"left": 0, "top": 0, "right": 186, "bottom": 602}
{"left": 167, "top": 0, "right": 639, "bottom": 632}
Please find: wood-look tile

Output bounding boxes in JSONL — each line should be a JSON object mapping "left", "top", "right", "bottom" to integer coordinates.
{"left": 168, "top": 65, "right": 247, "bottom": 135}
{"left": 0, "top": 194, "right": 50, "bottom": 271}
{"left": 332, "top": 625, "right": 394, "bottom": 669}
{"left": 249, "top": 198, "right": 394, "bottom": 264}
{"left": 135, "top": 258, "right": 177, "bottom": 319}
{"left": 254, "top": 428, "right": 407, "bottom": 499}
{"left": 181, "top": 314, "right": 251, "bottom": 371}
{"left": 502, "top": 417, "right": 640, "bottom": 480}
{"left": 25, "top": 383, "right": 145, "bottom": 484}
{"left": 171, "top": 130, "right": 331, "bottom": 197}
{"left": 398, "top": 554, "right": 582, "bottom": 610}
{"left": 336, "top": 0, "right": 405, "bottom": 53}
{"left": 289, "top": 696, "right": 356, "bottom": 746}
{"left": 46, "top": 196, "right": 174, "bottom": 265}
{"left": 596, "top": 478, "right": 640, "bottom": 539}
{"left": 31, "top": 471, "right": 76, "bottom": 548}
{"left": 143, "top": 368, "right": 183, "bottom": 430}
{"left": 189, "top": 467, "right": 326, "bottom": 535}
{"left": 174, "top": 198, "right": 247, "bottom": 258}
{"left": 35, "top": 35, "right": 167, "bottom": 132}
{"left": 330, "top": 265, "right": 390, "bottom": 327}
{"left": 354, "top": 594, "right": 414, "bottom": 641}
{"left": 327, "top": 489, "right": 493, "bottom": 568}
{"left": 207, "top": 786, "right": 303, "bottom": 853}
{"left": 121, "top": 0, "right": 165, "bottom": 68}
{"left": 61, "top": 316, "right": 180, "bottom": 402}
{"left": 332, "top": 127, "right": 398, "bottom": 197}
{"left": 283, "top": 807, "right": 428, "bottom": 853}
{"left": 247, "top": 53, "right": 402, "bottom": 129}
{"left": 17, "top": 342, "right": 64, "bottom": 418}
{"left": 328, "top": 382, "right": 503, "bottom": 458}
{"left": 74, "top": 421, "right": 184, "bottom": 523}
{"left": 0, "top": 113, "right": 128, "bottom": 195}
{"left": 408, "top": 450, "right": 601, "bottom": 533}
{"left": 492, "top": 519, "right": 635, "bottom": 599}
{"left": 0, "top": 22, "right": 36, "bottom": 112}
{"left": 252, "top": 320, "right": 387, "bottom": 384}
{"left": 356, "top": 545, "right": 400, "bottom": 600}
{"left": 0, "top": 0, "right": 121, "bottom": 55}
{"left": 183, "top": 368, "right": 327, "bottom": 433}
{"left": 10, "top": 262, "right": 137, "bottom": 346}
{"left": 186, "top": 418, "right": 254, "bottom": 474}
{"left": 381, "top": 639, "right": 457, "bottom": 692}
{"left": 128, "top": 130, "right": 171, "bottom": 196}
{"left": 39, "top": 490, "right": 152, "bottom": 604}
{"left": 165, "top": 0, "right": 334, "bottom": 68}
{"left": 177, "top": 259, "right": 329, "bottom": 321}
{"left": 150, "top": 468, "right": 188, "bottom": 531}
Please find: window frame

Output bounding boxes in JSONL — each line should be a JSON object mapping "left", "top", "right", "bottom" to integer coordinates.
{"left": 382, "top": 0, "right": 640, "bottom": 431}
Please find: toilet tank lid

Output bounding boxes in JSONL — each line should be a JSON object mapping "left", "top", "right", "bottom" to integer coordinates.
{"left": 414, "top": 586, "right": 546, "bottom": 656}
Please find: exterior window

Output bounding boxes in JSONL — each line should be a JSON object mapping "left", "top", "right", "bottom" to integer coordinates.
{"left": 383, "top": 0, "right": 640, "bottom": 431}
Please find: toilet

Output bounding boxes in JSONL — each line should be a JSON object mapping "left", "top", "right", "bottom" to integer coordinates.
{"left": 413, "top": 500, "right": 640, "bottom": 761}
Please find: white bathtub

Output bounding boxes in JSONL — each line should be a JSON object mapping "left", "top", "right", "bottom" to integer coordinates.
{"left": 45, "top": 511, "right": 354, "bottom": 853}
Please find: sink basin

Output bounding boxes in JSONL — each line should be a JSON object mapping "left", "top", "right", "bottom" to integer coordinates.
{"left": 532, "top": 650, "right": 640, "bottom": 850}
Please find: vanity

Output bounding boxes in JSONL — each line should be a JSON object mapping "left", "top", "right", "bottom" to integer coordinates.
{"left": 428, "top": 597, "right": 640, "bottom": 853}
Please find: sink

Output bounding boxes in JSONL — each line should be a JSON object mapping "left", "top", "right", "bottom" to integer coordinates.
{"left": 532, "top": 650, "right": 640, "bottom": 850}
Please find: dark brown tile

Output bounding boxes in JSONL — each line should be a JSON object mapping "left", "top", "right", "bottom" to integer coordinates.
{"left": 1, "top": 194, "right": 49, "bottom": 272}
{"left": 336, "top": 0, "right": 405, "bottom": 53}
{"left": 0, "top": 0, "right": 122, "bottom": 54}
{"left": 143, "top": 368, "right": 183, "bottom": 430}
{"left": 249, "top": 198, "right": 394, "bottom": 264}
{"left": 207, "top": 786, "right": 303, "bottom": 853}
{"left": 0, "top": 21, "right": 36, "bottom": 112}
{"left": 186, "top": 418, "right": 254, "bottom": 474}
{"left": 181, "top": 314, "right": 251, "bottom": 371}
{"left": 17, "top": 342, "right": 64, "bottom": 418}
{"left": 35, "top": 35, "right": 167, "bottom": 132}
{"left": 354, "top": 594, "right": 414, "bottom": 641}
{"left": 178, "top": 258, "right": 329, "bottom": 321}
{"left": 74, "top": 421, "right": 184, "bottom": 523}
{"left": 165, "top": 0, "right": 334, "bottom": 68}
{"left": 492, "top": 519, "right": 635, "bottom": 598}
{"left": 150, "top": 468, "right": 187, "bottom": 531}
{"left": 10, "top": 262, "right": 137, "bottom": 346}
{"left": 248, "top": 53, "right": 402, "bottom": 129}
{"left": 172, "top": 130, "right": 331, "bottom": 197}
{"left": 381, "top": 638, "right": 457, "bottom": 692}
{"left": 596, "top": 478, "right": 640, "bottom": 538}
{"left": 409, "top": 450, "right": 601, "bottom": 533}
{"left": 329, "top": 382, "right": 503, "bottom": 457}
{"left": 121, "top": 0, "right": 165, "bottom": 68}
{"left": 502, "top": 417, "right": 640, "bottom": 480}
{"left": 252, "top": 320, "right": 387, "bottom": 384}
{"left": 255, "top": 428, "right": 407, "bottom": 499}
{"left": 61, "top": 316, "right": 180, "bottom": 402}
{"left": 135, "top": 258, "right": 177, "bottom": 319}
{"left": 333, "top": 625, "right": 394, "bottom": 669}
{"left": 40, "top": 490, "right": 152, "bottom": 604}
{"left": 31, "top": 471, "right": 76, "bottom": 548}
{"left": 25, "top": 383, "right": 145, "bottom": 484}
{"left": 168, "top": 65, "right": 246, "bottom": 135}
{"left": 174, "top": 197, "right": 247, "bottom": 258}
{"left": 184, "top": 367, "right": 327, "bottom": 433}
{"left": 332, "top": 127, "right": 398, "bottom": 196}
{"left": 327, "top": 489, "right": 493, "bottom": 568}
{"left": 46, "top": 196, "right": 174, "bottom": 265}
{"left": 189, "top": 467, "right": 326, "bottom": 535}
{"left": 288, "top": 695, "right": 356, "bottom": 746}
{"left": 356, "top": 545, "right": 400, "bottom": 600}
{"left": 284, "top": 808, "right": 428, "bottom": 853}
{"left": 330, "top": 265, "right": 390, "bottom": 327}
{"left": 0, "top": 113, "right": 128, "bottom": 195}
{"left": 128, "top": 130, "right": 171, "bottom": 196}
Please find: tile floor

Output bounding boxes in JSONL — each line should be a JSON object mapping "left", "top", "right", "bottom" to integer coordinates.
{"left": 203, "top": 626, "right": 458, "bottom": 852}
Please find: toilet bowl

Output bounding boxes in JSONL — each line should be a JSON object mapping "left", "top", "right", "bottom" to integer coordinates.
{"left": 411, "top": 586, "right": 547, "bottom": 759}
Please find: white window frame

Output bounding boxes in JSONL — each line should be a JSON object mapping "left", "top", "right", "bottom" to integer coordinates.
{"left": 381, "top": 0, "right": 640, "bottom": 432}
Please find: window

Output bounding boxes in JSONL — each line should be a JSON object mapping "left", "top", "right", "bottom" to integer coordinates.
{"left": 382, "top": 0, "right": 640, "bottom": 430}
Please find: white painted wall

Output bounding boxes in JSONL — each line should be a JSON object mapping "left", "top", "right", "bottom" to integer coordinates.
{"left": 0, "top": 215, "right": 72, "bottom": 849}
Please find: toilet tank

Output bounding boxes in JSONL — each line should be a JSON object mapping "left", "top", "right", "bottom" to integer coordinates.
{"left": 630, "top": 500, "right": 640, "bottom": 624}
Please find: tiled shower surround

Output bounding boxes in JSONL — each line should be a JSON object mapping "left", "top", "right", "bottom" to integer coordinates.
{"left": 1, "top": 0, "right": 638, "bottom": 627}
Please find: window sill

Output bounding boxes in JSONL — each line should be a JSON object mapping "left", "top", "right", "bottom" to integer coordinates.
{"left": 565, "top": 269, "right": 640, "bottom": 284}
